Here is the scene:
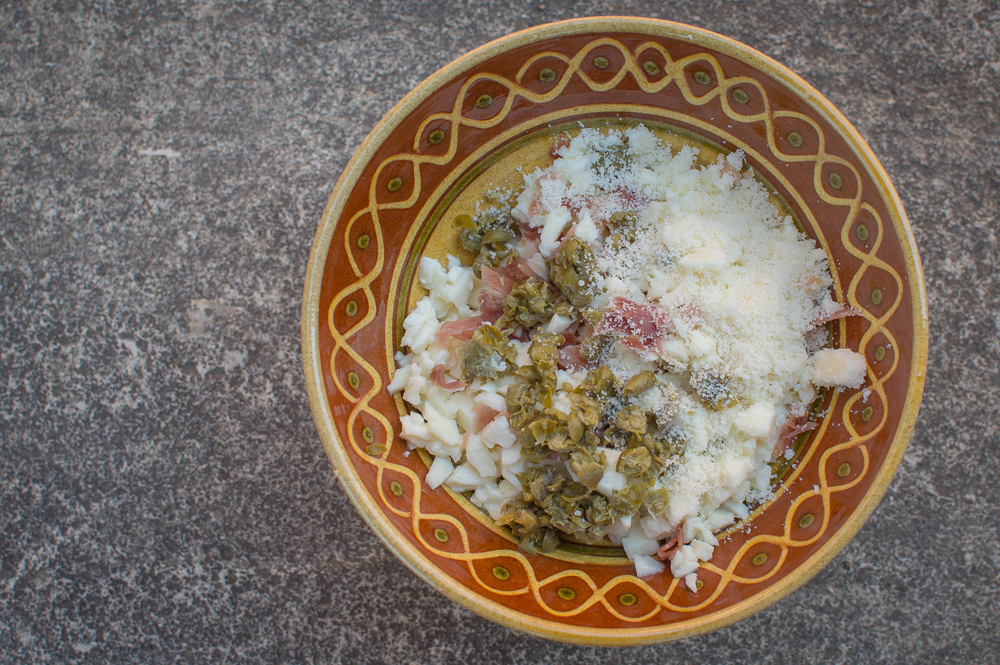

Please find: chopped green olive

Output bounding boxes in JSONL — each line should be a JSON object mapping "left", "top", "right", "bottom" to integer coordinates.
{"left": 690, "top": 368, "right": 736, "bottom": 409}
{"left": 579, "top": 366, "right": 619, "bottom": 398}
{"left": 642, "top": 487, "right": 670, "bottom": 515}
{"left": 623, "top": 370, "right": 656, "bottom": 397}
{"left": 457, "top": 210, "right": 520, "bottom": 276}
{"left": 501, "top": 277, "right": 556, "bottom": 330}
{"left": 616, "top": 405, "right": 647, "bottom": 434}
{"left": 461, "top": 324, "right": 515, "bottom": 381}
{"left": 569, "top": 448, "right": 606, "bottom": 490}
{"left": 548, "top": 237, "right": 599, "bottom": 308}
{"left": 617, "top": 445, "right": 652, "bottom": 476}
{"left": 578, "top": 333, "right": 614, "bottom": 363}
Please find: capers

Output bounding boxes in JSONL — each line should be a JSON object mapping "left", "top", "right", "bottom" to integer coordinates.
{"left": 461, "top": 324, "right": 515, "bottom": 381}
{"left": 500, "top": 277, "right": 556, "bottom": 330}
{"left": 548, "top": 237, "right": 599, "bottom": 308}
{"left": 623, "top": 370, "right": 656, "bottom": 397}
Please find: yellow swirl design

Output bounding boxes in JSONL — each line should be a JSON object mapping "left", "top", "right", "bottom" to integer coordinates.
{"left": 324, "top": 37, "right": 905, "bottom": 621}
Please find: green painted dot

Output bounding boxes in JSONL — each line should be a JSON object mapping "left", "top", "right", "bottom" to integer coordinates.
{"left": 752, "top": 553, "right": 768, "bottom": 566}
{"left": 788, "top": 131, "right": 803, "bottom": 148}
{"left": 643, "top": 60, "right": 660, "bottom": 75}
{"left": 428, "top": 129, "right": 445, "bottom": 144}
{"left": 557, "top": 587, "right": 576, "bottom": 601}
{"left": 539, "top": 67, "right": 556, "bottom": 82}
{"left": 694, "top": 71, "right": 711, "bottom": 85}
{"left": 475, "top": 94, "right": 492, "bottom": 108}
{"left": 387, "top": 176, "right": 402, "bottom": 192}
{"left": 433, "top": 528, "right": 449, "bottom": 543}
{"left": 837, "top": 462, "right": 852, "bottom": 477}
{"left": 357, "top": 234, "right": 370, "bottom": 249}
{"left": 492, "top": 566, "right": 510, "bottom": 580}
{"left": 345, "top": 301, "right": 358, "bottom": 317}
{"left": 619, "top": 593, "right": 637, "bottom": 606}
{"left": 798, "top": 513, "right": 815, "bottom": 528}
{"left": 362, "top": 426, "right": 374, "bottom": 443}
{"left": 861, "top": 406, "right": 874, "bottom": 422}
{"left": 594, "top": 55, "right": 610, "bottom": 69}
{"left": 365, "top": 443, "right": 386, "bottom": 456}
{"left": 856, "top": 224, "right": 869, "bottom": 242}
{"left": 347, "top": 372, "right": 360, "bottom": 389}
{"left": 732, "top": 88, "right": 749, "bottom": 104}
{"left": 871, "top": 288, "right": 883, "bottom": 305}
{"left": 875, "top": 345, "right": 886, "bottom": 361}
{"left": 829, "top": 172, "right": 843, "bottom": 189}
{"left": 390, "top": 481, "right": 403, "bottom": 496}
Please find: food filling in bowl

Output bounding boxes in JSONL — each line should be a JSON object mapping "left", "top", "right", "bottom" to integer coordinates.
{"left": 389, "top": 126, "right": 864, "bottom": 591}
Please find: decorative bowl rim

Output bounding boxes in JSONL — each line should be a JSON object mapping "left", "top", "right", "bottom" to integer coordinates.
{"left": 301, "top": 16, "right": 929, "bottom": 645}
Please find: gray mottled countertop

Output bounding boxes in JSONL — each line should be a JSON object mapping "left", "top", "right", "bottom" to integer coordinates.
{"left": 2, "top": 1, "right": 998, "bottom": 663}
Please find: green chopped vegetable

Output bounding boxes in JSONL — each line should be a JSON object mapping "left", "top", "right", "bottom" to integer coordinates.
{"left": 461, "top": 324, "right": 515, "bottom": 381}
{"left": 642, "top": 487, "right": 670, "bottom": 515}
{"left": 617, "top": 445, "right": 652, "bottom": 476}
{"left": 623, "top": 370, "right": 656, "bottom": 397}
{"left": 616, "top": 405, "right": 647, "bottom": 435}
{"left": 505, "top": 381, "right": 539, "bottom": 429}
{"left": 569, "top": 448, "right": 606, "bottom": 490}
{"left": 548, "top": 237, "right": 598, "bottom": 308}
{"left": 690, "top": 368, "right": 736, "bottom": 409}
{"left": 455, "top": 210, "right": 519, "bottom": 276}
{"left": 578, "top": 366, "right": 619, "bottom": 399}
{"left": 501, "top": 277, "right": 556, "bottom": 330}
{"left": 578, "top": 333, "right": 614, "bottom": 363}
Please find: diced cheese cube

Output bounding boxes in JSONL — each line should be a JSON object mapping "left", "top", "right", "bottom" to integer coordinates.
{"left": 811, "top": 348, "right": 866, "bottom": 388}
{"left": 445, "top": 462, "right": 482, "bottom": 492}
{"left": 425, "top": 456, "right": 454, "bottom": 490}
{"left": 623, "top": 521, "right": 659, "bottom": 558}
{"left": 633, "top": 554, "right": 666, "bottom": 579}
{"left": 465, "top": 433, "right": 497, "bottom": 478}
{"left": 734, "top": 402, "right": 777, "bottom": 439}
{"left": 481, "top": 416, "right": 516, "bottom": 448}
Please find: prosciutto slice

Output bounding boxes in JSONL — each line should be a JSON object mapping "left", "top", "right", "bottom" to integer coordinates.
{"left": 597, "top": 297, "right": 672, "bottom": 347}
{"left": 430, "top": 364, "right": 465, "bottom": 390}
{"left": 435, "top": 315, "right": 488, "bottom": 345}
{"left": 473, "top": 404, "right": 503, "bottom": 430}
{"left": 810, "top": 303, "right": 861, "bottom": 328}
{"left": 772, "top": 412, "right": 818, "bottom": 460}
{"left": 480, "top": 265, "right": 516, "bottom": 298}
{"left": 656, "top": 525, "right": 686, "bottom": 561}
{"left": 557, "top": 345, "right": 589, "bottom": 371}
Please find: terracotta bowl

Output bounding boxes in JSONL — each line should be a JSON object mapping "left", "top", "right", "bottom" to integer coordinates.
{"left": 301, "top": 17, "right": 928, "bottom": 644}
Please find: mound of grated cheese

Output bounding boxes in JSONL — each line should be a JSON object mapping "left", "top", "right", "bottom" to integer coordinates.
{"left": 390, "top": 125, "right": 865, "bottom": 591}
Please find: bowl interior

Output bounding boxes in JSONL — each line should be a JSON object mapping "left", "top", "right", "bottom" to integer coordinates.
{"left": 302, "top": 18, "right": 927, "bottom": 645}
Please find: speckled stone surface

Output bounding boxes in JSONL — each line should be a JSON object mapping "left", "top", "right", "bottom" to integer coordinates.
{"left": 1, "top": 1, "right": 998, "bottom": 662}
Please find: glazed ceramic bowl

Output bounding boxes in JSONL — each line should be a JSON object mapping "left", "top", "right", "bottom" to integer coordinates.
{"left": 301, "top": 17, "right": 928, "bottom": 644}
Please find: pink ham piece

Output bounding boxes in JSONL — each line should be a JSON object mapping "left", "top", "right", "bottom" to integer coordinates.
{"left": 480, "top": 265, "right": 515, "bottom": 298}
{"left": 810, "top": 303, "right": 861, "bottom": 328}
{"left": 478, "top": 293, "right": 505, "bottom": 322}
{"left": 514, "top": 216, "right": 541, "bottom": 240}
{"left": 581, "top": 187, "right": 649, "bottom": 224}
{"left": 473, "top": 404, "right": 503, "bottom": 431}
{"left": 557, "top": 345, "right": 589, "bottom": 371}
{"left": 597, "top": 297, "right": 672, "bottom": 348}
{"left": 435, "top": 315, "right": 489, "bottom": 345}
{"left": 430, "top": 364, "right": 465, "bottom": 390}
{"left": 656, "top": 525, "right": 686, "bottom": 561}
{"left": 772, "top": 413, "right": 818, "bottom": 460}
